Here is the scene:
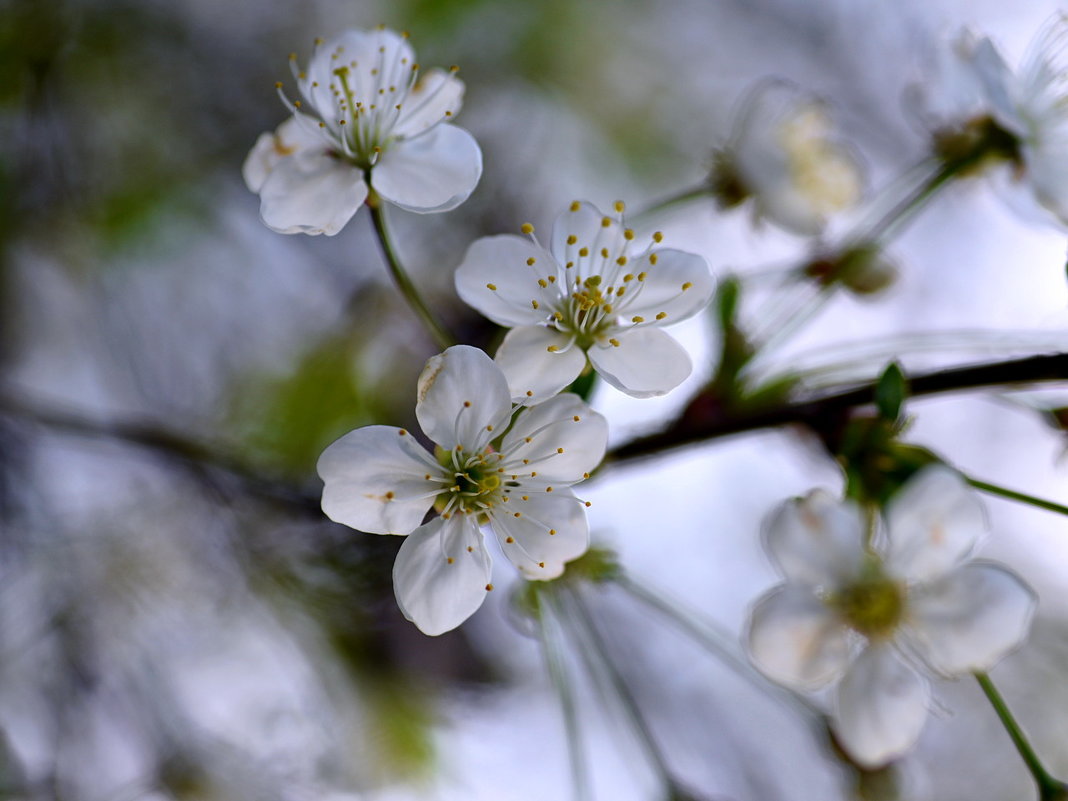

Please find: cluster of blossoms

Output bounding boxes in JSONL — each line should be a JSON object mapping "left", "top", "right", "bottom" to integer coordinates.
{"left": 246, "top": 22, "right": 1048, "bottom": 773}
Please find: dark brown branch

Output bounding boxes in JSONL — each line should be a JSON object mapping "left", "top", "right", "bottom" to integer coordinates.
{"left": 607, "top": 353, "right": 1068, "bottom": 465}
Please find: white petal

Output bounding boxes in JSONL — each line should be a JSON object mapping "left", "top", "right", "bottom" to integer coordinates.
{"left": 495, "top": 326, "right": 586, "bottom": 402}
{"left": 317, "top": 426, "right": 438, "bottom": 535}
{"left": 746, "top": 584, "right": 853, "bottom": 690}
{"left": 906, "top": 562, "right": 1036, "bottom": 676}
{"left": 970, "top": 36, "right": 1024, "bottom": 135}
{"left": 489, "top": 491, "right": 588, "bottom": 579}
{"left": 500, "top": 393, "right": 607, "bottom": 482}
{"left": 394, "top": 68, "right": 465, "bottom": 137}
{"left": 587, "top": 327, "right": 691, "bottom": 397}
{"left": 833, "top": 644, "right": 929, "bottom": 769}
{"left": 617, "top": 249, "right": 715, "bottom": 324}
{"left": 372, "top": 125, "right": 482, "bottom": 213}
{"left": 243, "top": 115, "right": 328, "bottom": 192}
{"left": 393, "top": 516, "right": 493, "bottom": 636}
{"left": 764, "top": 491, "right": 867, "bottom": 586}
{"left": 302, "top": 29, "right": 415, "bottom": 122}
{"left": 454, "top": 236, "right": 559, "bottom": 328}
{"left": 549, "top": 201, "right": 627, "bottom": 267}
{"left": 258, "top": 150, "right": 367, "bottom": 236}
{"left": 886, "top": 466, "right": 985, "bottom": 582}
{"left": 415, "top": 345, "right": 511, "bottom": 450}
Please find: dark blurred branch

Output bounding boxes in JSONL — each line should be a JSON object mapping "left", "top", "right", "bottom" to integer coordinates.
{"left": 607, "top": 352, "right": 1068, "bottom": 465}
{"left": 0, "top": 391, "right": 321, "bottom": 513}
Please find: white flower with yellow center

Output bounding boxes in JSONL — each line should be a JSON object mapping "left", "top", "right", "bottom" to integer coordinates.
{"left": 243, "top": 27, "right": 482, "bottom": 235}
{"left": 454, "top": 201, "right": 715, "bottom": 400}
{"left": 746, "top": 466, "right": 1036, "bottom": 768}
{"left": 710, "top": 81, "right": 864, "bottom": 236}
{"left": 922, "top": 19, "right": 1068, "bottom": 227}
{"left": 316, "top": 345, "right": 607, "bottom": 636}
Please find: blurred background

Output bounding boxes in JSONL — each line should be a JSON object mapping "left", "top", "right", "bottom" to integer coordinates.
{"left": 3, "top": 0, "right": 1068, "bottom": 798}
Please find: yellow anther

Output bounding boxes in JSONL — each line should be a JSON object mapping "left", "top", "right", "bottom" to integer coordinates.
{"left": 556, "top": 447, "right": 565, "bottom": 454}
{"left": 616, "top": 256, "right": 628, "bottom": 266}
{"left": 649, "top": 253, "right": 659, "bottom": 265}
{"left": 531, "top": 471, "right": 538, "bottom": 476}
{"left": 578, "top": 247, "right": 589, "bottom": 257}
{"left": 656, "top": 311, "right": 667, "bottom": 320}
{"left": 546, "top": 486, "right": 554, "bottom": 492}
{"left": 486, "top": 425, "right": 494, "bottom": 432}
{"left": 609, "top": 338, "right": 621, "bottom": 347}
{"left": 638, "top": 272, "right": 647, "bottom": 281}
{"left": 455, "top": 444, "right": 463, "bottom": 451}
{"left": 624, "top": 229, "right": 635, "bottom": 241}
{"left": 539, "top": 562, "right": 546, "bottom": 568}
{"left": 573, "top": 415, "right": 581, "bottom": 422}
{"left": 553, "top": 311, "right": 563, "bottom": 321}
{"left": 527, "top": 257, "right": 537, "bottom": 265}
{"left": 614, "top": 200, "right": 625, "bottom": 214}
{"left": 506, "top": 536, "right": 515, "bottom": 543}
{"left": 546, "top": 345, "right": 558, "bottom": 352}
{"left": 385, "top": 491, "right": 395, "bottom": 500}
{"left": 314, "top": 37, "right": 324, "bottom": 45}
{"left": 632, "top": 316, "right": 644, "bottom": 323}
{"left": 566, "top": 235, "right": 577, "bottom": 246}
{"left": 339, "top": 119, "right": 347, "bottom": 125}
{"left": 583, "top": 472, "right": 590, "bottom": 479}
{"left": 569, "top": 201, "right": 581, "bottom": 212}
{"left": 312, "top": 81, "right": 319, "bottom": 87}
{"left": 447, "top": 557, "right": 454, "bottom": 564}
{"left": 513, "top": 512, "right": 522, "bottom": 518}
{"left": 681, "top": 281, "right": 693, "bottom": 291}
{"left": 532, "top": 300, "right": 540, "bottom": 309}
{"left": 538, "top": 279, "right": 548, "bottom": 288}
{"left": 653, "top": 231, "right": 664, "bottom": 243}
{"left": 525, "top": 437, "right": 533, "bottom": 443}
{"left": 398, "top": 429, "right": 408, "bottom": 436}
{"left": 521, "top": 223, "right": 535, "bottom": 234}
{"left": 425, "top": 474, "right": 432, "bottom": 480}
{"left": 549, "top": 528, "right": 557, "bottom": 535}
{"left": 485, "top": 583, "right": 494, "bottom": 591}
{"left": 548, "top": 275, "right": 557, "bottom": 283}
{"left": 445, "top": 110, "right": 453, "bottom": 116}
{"left": 522, "top": 495, "right": 529, "bottom": 501}
{"left": 486, "top": 283, "right": 497, "bottom": 290}
{"left": 603, "top": 304, "right": 613, "bottom": 313}
{"left": 294, "top": 100, "right": 302, "bottom": 108}
{"left": 584, "top": 501, "right": 592, "bottom": 507}
{"left": 450, "top": 65, "right": 460, "bottom": 73}
{"left": 616, "top": 287, "right": 625, "bottom": 296}
{"left": 565, "top": 261, "right": 574, "bottom": 269}
{"left": 401, "top": 30, "right": 410, "bottom": 38}
{"left": 601, "top": 216, "right": 612, "bottom": 227}
{"left": 526, "top": 390, "right": 534, "bottom": 397}
{"left": 463, "top": 401, "right": 472, "bottom": 407}
{"left": 467, "top": 546, "right": 474, "bottom": 552}
{"left": 411, "top": 63, "right": 420, "bottom": 71}
{"left": 274, "top": 81, "right": 283, "bottom": 88}
{"left": 623, "top": 274, "right": 634, "bottom": 282}
{"left": 600, "top": 248, "right": 609, "bottom": 258}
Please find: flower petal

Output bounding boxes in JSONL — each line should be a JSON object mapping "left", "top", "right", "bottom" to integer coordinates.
{"left": 317, "top": 426, "right": 438, "bottom": 535}
{"left": 495, "top": 326, "right": 587, "bottom": 402}
{"left": 587, "top": 327, "right": 691, "bottom": 397}
{"left": 258, "top": 149, "right": 367, "bottom": 236}
{"left": 886, "top": 466, "right": 985, "bottom": 582}
{"left": 549, "top": 201, "right": 626, "bottom": 267}
{"left": 454, "top": 235, "right": 558, "bottom": 328}
{"left": 393, "top": 516, "right": 493, "bottom": 636}
{"left": 243, "top": 116, "right": 327, "bottom": 193}
{"left": 906, "top": 562, "right": 1036, "bottom": 676}
{"left": 372, "top": 124, "right": 482, "bottom": 213}
{"left": 617, "top": 249, "right": 715, "bottom": 325}
{"left": 394, "top": 68, "right": 465, "bottom": 137}
{"left": 764, "top": 490, "right": 867, "bottom": 586}
{"left": 489, "top": 491, "right": 588, "bottom": 579}
{"left": 500, "top": 393, "right": 607, "bottom": 482}
{"left": 746, "top": 584, "right": 853, "bottom": 690}
{"left": 416, "top": 345, "right": 511, "bottom": 450}
{"left": 833, "top": 644, "right": 929, "bottom": 769}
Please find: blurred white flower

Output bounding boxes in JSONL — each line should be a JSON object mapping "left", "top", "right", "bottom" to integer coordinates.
{"left": 710, "top": 81, "right": 864, "bottom": 236}
{"left": 455, "top": 201, "right": 714, "bottom": 400}
{"left": 316, "top": 345, "right": 607, "bottom": 635}
{"left": 244, "top": 28, "right": 482, "bottom": 235}
{"left": 746, "top": 466, "right": 1036, "bottom": 768}
{"left": 923, "top": 18, "right": 1068, "bottom": 227}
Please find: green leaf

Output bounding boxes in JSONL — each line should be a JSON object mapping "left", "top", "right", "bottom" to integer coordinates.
{"left": 874, "top": 362, "right": 907, "bottom": 422}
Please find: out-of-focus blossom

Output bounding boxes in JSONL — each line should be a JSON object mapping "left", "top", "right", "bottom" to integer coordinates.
{"left": 746, "top": 466, "right": 1036, "bottom": 768}
{"left": 455, "top": 201, "right": 714, "bottom": 400}
{"left": 709, "top": 81, "right": 865, "bottom": 236}
{"left": 244, "top": 28, "right": 482, "bottom": 235}
{"left": 316, "top": 346, "right": 607, "bottom": 635}
{"left": 922, "top": 18, "right": 1068, "bottom": 227}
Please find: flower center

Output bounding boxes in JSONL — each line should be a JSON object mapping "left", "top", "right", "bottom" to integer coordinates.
{"left": 435, "top": 448, "right": 506, "bottom": 516}
{"left": 827, "top": 563, "right": 905, "bottom": 640}
{"left": 933, "top": 114, "right": 1023, "bottom": 175}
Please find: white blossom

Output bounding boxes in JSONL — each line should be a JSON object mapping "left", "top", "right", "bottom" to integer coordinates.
{"left": 746, "top": 466, "right": 1036, "bottom": 768}
{"left": 244, "top": 28, "right": 482, "bottom": 235}
{"left": 316, "top": 345, "right": 607, "bottom": 635}
{"left": 710, "top": 81, "right": 864, "bottom": 236}
{"left": 922, "top": 19, "right": 1068, "bottom": 227}
{"left": 454, "top": 201, "right": 715, "bottom": 400}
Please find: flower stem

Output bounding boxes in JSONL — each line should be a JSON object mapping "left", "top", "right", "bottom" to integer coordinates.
{"left": 853, "top": 160, "right": 961, "bottom": 247}
{"left": 967, "top": 478, "right": 1068, "bottom": 518}
{"left": 975, "top": 672, "right": 1068, "bottom": 800}
{"left": 366, "top": 193, "right": 455, "bottom": 350}
{"left": 535, "top": 589, "right": 592, "bottom": 801}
